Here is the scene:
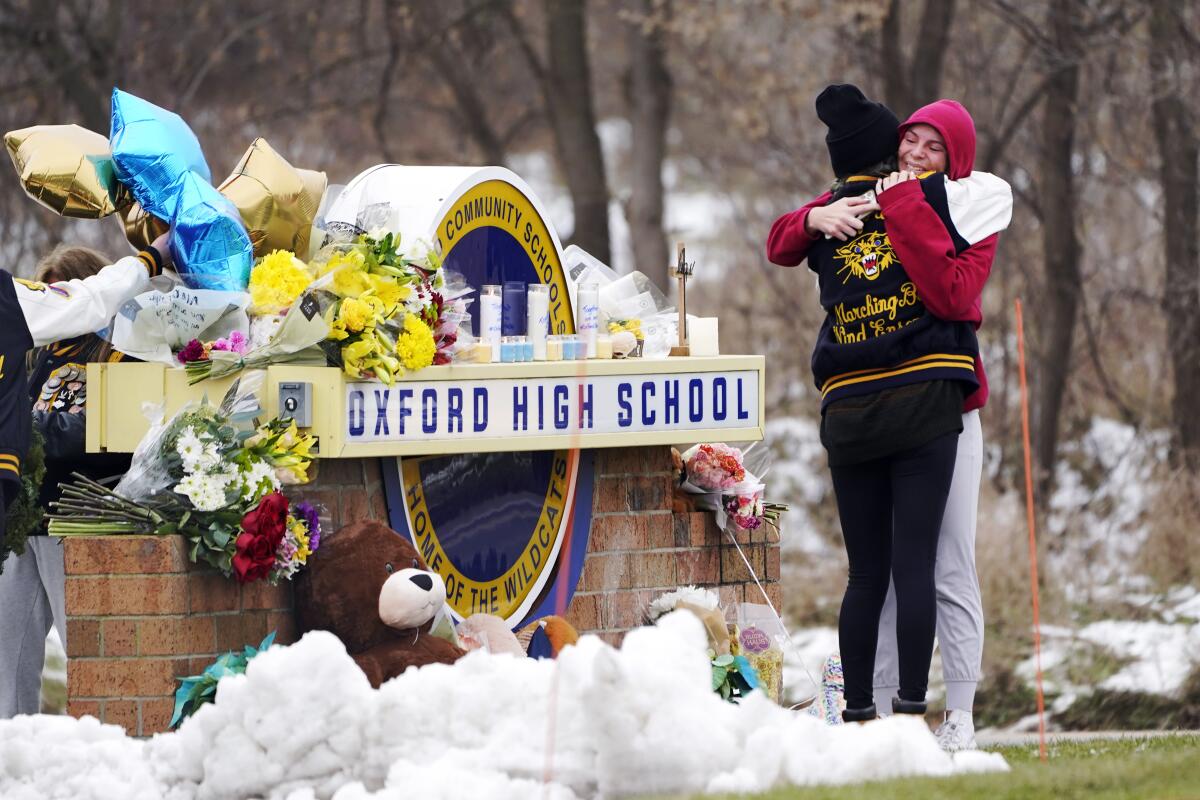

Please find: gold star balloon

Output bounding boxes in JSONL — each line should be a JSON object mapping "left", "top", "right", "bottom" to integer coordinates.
{"left": 113, "top": 184, "right": 170, "bottom": 250}
{"left": 4, "top": 125, "right": 119, "bottom": 218}
{"left": 218, "top": 138, "right": 327, "bottom": 258}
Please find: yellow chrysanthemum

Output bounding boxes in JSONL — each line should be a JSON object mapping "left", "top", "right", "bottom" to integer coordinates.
{"left": 248, "top": 250, "right": 312, "bottom": 314}
{"left": 396, "top": 314, "right": 436, "bottom": 371}
{"left": 338, "top": 297, "right": 374, "bottom": 333}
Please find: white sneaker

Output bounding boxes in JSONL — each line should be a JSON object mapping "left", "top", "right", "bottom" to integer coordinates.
{"left": 934, "top": 709, "right": 977, "bottom": 752}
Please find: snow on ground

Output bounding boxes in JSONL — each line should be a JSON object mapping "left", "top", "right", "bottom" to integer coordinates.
{"left": 1048, "top": 417, "right": 1170, "bottom": 597}
{"left": 0, "top": 615, "right": 1006, "bottom": 800}
{"left": 1017, "top": 615, "right": 1200, "bottom": 702}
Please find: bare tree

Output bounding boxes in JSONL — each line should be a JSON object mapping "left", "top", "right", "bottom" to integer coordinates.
{"left": 624, "top": 0, "right": 671, "bottom": 285}
{"left": 879, "top": 0, "right": 957, "bottom": 117}
{"left": 504, "top": 0, "right": 612, "bottom": 262}
{"left": 1149, "top": 0, "right": 1200, "bottom": 472}
{"left": 1033, "top": 0, "right": 1084, "bottom": 497}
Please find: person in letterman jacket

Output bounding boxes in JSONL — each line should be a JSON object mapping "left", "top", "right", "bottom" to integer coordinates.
{"left": 0, "top": 235, "right": 170, "bottom": 718}
{"left": 767, "top": 87, "right": 1009, "bottom": 748}
{"left": 765, "top": 85, "right": 1010, "bottom": 725}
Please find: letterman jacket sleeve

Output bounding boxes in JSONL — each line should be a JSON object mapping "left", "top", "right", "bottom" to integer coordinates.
{"left": 15, "top": 251, "right": 160, "bottom": 348}
{"left": 877, "top": 179, "right": 1002, "bottom": 321}
{"left": 766, "top": 191, "right": 833, "bottom": 267}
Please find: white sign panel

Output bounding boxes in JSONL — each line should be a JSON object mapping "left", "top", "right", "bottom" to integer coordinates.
{"left": 345, "top": 370, "right": 759, "bottom": 443}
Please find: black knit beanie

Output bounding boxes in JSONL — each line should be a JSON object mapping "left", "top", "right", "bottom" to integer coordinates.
{"left": 815, "top": 84, "right": 900, "bottom": 178}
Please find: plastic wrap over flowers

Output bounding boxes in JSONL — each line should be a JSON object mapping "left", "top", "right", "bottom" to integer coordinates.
{"left": 677, "top": 442, "right": 787, "bottom": 532}
{"left": 47, "top": 376, "right": 321, "bottom": 585}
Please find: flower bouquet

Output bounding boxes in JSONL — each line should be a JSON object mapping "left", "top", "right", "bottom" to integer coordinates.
{"left": 314, "top": 230, "right": 472, "bottom": 384}
{"left": 182, "top": 249, "right": 331, "bottom": 384}
{"left": 47, "top": 379, "right": 322, "bottom": 584}
{"left": 677, "top": 442, "right": 788, "bottom": 533}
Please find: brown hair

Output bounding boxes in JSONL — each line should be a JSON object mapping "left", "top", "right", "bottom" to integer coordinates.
{"left": 33, "top": 245, "right": 115, "bottom": 361}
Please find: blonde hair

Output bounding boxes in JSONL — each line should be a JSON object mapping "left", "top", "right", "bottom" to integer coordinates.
{"left": 33, "top": 245, "right": 114, "bottom": 361}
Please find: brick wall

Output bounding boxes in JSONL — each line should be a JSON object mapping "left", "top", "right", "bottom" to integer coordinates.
{"left": 563, "top": 446, "right": 782, "bottom": 648}
{"left": 63, "top": 536, "right": 295, "bottom": 736}
{"left": 63, "top": 448, "right": 782, "bottom": 735}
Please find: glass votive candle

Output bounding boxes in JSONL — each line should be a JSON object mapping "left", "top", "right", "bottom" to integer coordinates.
{"left": 473, "top": 341, "right": 492, "bottom": 363}
{"left": 522, "top": 336, "right": 534, "bottom": 362}
{"left": 546, "top": 335, "right": 563, "bottom": 361}
{"left": 500, "top": 336, "right": 518, "bottom": 363}
{"left": 566, "top": 335, "right": 582, "bottom": 360}
{"left": 595, "top": 334, "right": 613, "bottom": 359}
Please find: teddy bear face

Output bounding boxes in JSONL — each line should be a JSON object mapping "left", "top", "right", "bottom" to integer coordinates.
{"left": 379, "top": 566, "right": 447, "bottom": 629}
{"left": 295, "top": 519, "right": 444, "bottom": 654}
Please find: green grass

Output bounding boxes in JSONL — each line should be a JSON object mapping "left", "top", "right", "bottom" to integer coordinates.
{"left": 667, "top": 735, "right": 1200, "bottom": 800}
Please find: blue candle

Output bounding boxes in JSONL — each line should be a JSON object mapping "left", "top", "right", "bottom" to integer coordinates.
{"left": 502, "top": 281, "right": 526, "bottom": 336}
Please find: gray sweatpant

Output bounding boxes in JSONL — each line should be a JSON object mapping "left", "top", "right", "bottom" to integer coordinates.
{"left": 874, "top": 410, "right": 984, "bottom": 712}
{"left": 0, "top": 536, "right": 67, "bottom": 718}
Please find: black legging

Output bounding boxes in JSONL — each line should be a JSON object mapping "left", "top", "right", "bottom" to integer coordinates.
{"left": 831, "top": 431, "right": 958, "bottom": 710}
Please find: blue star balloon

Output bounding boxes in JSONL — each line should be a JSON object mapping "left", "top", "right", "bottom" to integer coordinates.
{"left": 170, "top": 170, "right": 253, "bottom": 291}
{"left": 109, "top": 88, "right": 211, "bottom": 220}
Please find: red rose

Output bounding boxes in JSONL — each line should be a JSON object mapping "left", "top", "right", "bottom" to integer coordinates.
{"left": 232, "top": 492, "right": 289, "bottom": 583}
{"left": 240, "top": 491, "right": 288, "bottom": 549}
{"left": 232, "top": 531, "right": 276, "bottom": 583}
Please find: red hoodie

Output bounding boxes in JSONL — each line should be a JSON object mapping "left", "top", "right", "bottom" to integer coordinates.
{"left": 766, "top": 99, "right": 1003, "bottom": 413}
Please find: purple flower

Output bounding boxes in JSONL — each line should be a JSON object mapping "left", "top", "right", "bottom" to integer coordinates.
{"left": 295, "top": 501, "right": 321, "bottom": 551}
{"left": 177, "top": 339, "right": 206, "bottom": 363}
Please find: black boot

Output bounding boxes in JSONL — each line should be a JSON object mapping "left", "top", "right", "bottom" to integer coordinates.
{"left": 892, "top": 697, "right": 927, "bottom": 715}
{"left": 842, "top": 704, "right": 878, "bottom": 723}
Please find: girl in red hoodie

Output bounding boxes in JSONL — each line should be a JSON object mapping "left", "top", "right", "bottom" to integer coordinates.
{"left": 768, "top": 93, "right": 1009, "bottom": 747}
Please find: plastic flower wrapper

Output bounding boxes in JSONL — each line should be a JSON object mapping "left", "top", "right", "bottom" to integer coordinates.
{"left": 106, "top": 282, "right": 250, "bottom": 366}
{"left": 49, "top": 375, "right": 327, "bottom": 584}
{"left": 185, "top": 272, "right": 332, "bottom": 385}
{"left": 170, "top": 631, "right": 275, "bottom": 729}
{"left": 735, "top": 603, "right": 786, "bottom": 704}
{"left": 676, "top": 442, "right": 788, "bottom": 533}
{"left": 681, "top": 443, "right": 746, "bottom": 492}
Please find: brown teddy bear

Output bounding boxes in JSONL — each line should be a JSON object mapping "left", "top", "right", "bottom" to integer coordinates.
{"left": 294, "top": 519, "right": 465, "bottom": 687}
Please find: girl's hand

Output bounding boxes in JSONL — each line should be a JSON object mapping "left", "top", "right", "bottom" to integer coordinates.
{"left": 876, "top": 170, "right": 916, "bottom": 195}
{"left": 803, "top": 194, "right": 881, "bottom": 241}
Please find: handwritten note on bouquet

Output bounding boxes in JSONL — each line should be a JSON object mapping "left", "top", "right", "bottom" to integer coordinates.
{"left": 110, "top": 286, "right": 250, "bottom": 365}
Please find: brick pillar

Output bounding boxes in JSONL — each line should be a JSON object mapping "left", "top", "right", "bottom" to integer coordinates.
{"left": 295, "top": 457, "right": 390, "bottom": 530}
{"left": 563, "top": 447, "right": 783, "bottom": 648}
{"left": 63, "top": 536, "right": 295, "bottom": 736}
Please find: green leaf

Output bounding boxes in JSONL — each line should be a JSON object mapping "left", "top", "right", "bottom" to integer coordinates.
{"left": 711, "top": 665, "right": 729, "bottom": 692}
{"left": 713, "top": 654, "right": 735, "bottom": 667}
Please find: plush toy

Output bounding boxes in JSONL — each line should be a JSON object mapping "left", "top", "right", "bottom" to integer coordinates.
{"left": 456, "top": 613, "right": 526, "bottom": 657}
{"left": 294, "top": 519, "right": 465, "bottom": 687}
{"left": 516, "top": 615, "right": 580, "bottom": 659}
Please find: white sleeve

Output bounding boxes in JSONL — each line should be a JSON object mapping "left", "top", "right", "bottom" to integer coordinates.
{"left": 944, "top": 171, "right": 1013, "bottom": 245}
{"left": 16, "top": 255, "right": 152, "bottom": 348}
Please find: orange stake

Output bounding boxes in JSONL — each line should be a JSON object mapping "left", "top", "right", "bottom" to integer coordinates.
{"left": 1015, "top": 298, "right": 1048, "bottom": 762}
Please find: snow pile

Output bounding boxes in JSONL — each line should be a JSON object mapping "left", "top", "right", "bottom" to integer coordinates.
{"left": 1048, "top": 417, "right": 1170, "bottom": 593}
{"left": 0, "top": 614, "right": 1006, "bottom": 799}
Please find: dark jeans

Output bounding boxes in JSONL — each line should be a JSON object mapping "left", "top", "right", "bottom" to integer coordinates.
{"left": 831, "top": 432, "right": 958, "bottom": 710}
